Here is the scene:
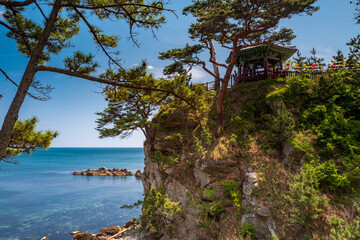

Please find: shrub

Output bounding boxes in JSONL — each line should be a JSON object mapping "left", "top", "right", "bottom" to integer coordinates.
{"left": 140, "top": 187, "right": 182, "bottom": 234}
{"left": 149, "top": 150, "right": 179, "bottom": 166}
{"left": 329, "top": 204, "right": 360, "bottom": 240}
{"left": 222, "top": 180, "right": 242, "bottom": 213}
{"left": 286, "top": 164, "right": 328, "bottom": 226}
{"left": 238, "top": 223, "right": 256, "bottom": 239}
{"left": 268, "top": 102, "right": 295, "bottom": 146}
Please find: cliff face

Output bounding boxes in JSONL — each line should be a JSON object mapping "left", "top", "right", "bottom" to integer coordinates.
{"left": 140, "top": 73, "right": 360, "bottom": 240}
{"left": 140, "top": 109, "right": 279, "bottom": 240}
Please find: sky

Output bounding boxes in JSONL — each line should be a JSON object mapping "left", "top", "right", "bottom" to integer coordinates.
{"left": 0, "top": 0, "right": 359, "bottom": 148}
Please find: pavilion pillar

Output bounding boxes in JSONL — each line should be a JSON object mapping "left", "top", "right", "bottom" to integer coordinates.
{"left": 264, "top": 56, "right": 268, "bottom": 78}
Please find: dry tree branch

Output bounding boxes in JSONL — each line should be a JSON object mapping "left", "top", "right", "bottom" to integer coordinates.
{"left": 0, "top": 67, "right": 44, "bottom": 100}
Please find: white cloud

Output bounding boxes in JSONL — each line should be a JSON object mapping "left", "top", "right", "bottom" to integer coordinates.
{"left": 316, "top": 47, "right": 336, "bottom": 62}
{"left": 147, "top": 65, "right": 154, "bottom": 70}
{"left": 189, "top": 67, "right": 206, "bottom": 82}
{"left": 0, "top": 10, "right": 4, "bottom": 20}
{"left": 296, "top": 45, "right": 336, "bottom": 62}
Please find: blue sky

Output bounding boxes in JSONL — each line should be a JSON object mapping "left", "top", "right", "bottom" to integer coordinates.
{"left": 0, "top": 0, "right": 359, "bottom": 147}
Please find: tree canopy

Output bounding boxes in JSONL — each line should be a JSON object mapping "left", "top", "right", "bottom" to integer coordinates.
{"left": 160, "top": 0, "right": 319, "bottom": 136}
{"left": 2, "top": 117, "right": 58, "bottom": 163}
{"left": 0, "top": 0, "right": 172, "bottom": 161}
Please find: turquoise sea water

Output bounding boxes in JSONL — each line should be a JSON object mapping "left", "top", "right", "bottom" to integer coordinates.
{"left": 0, "top": 148, "right": 145, "bottom": 240}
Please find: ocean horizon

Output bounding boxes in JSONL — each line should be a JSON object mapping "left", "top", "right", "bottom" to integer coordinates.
{"left": 0, "top": 147, "right": 145, "bottom": 240}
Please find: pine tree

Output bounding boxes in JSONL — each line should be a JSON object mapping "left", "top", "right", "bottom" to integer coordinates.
{"left": 332, "top": 50, "right": 346, "bottom": 63}
{"left": 3, "top": 117, "right": 58, "bottom": 163}
{"left": 159, "top": 0, "right": 319, "bottom": 136}
{"left": 0, "top": 0, "right": 172, "bottom": 161}
{"left": 293, "top": 51, "right": 307, "bottom": 66}
{"left": 307, "top": 48, "right": 324, "bottom": 65}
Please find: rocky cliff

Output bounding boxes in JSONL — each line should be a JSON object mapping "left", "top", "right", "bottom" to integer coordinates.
{"left": 140, "top": 73, "right": 360, "bottom": 240}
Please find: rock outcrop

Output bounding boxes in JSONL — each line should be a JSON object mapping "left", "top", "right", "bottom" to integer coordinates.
{"left": 71, "top": 220, "right": 140, "bottom": 240}
{"left": 140, "top": 108, "right": 279, "bottom": 240}
{"left": 135, "top": 170, "right": 142, "bottom": 179}
{"left": 73, "top": 167, "right": 134, "bottom": 176}
{"left": 241, "top": 168, "right": 277, "bottom": 240}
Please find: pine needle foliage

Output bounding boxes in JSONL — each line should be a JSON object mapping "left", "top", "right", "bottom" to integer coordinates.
{"left": 3, "top": 117, "right": 58, "bottom": 163}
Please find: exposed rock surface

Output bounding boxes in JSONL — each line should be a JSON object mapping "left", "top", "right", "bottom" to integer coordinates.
{"left": 241, "top": 168, "right": 277, "bottom": 240}
{"left": 73, "top": 167, "right": 134, "bottom": 176}
{"left": 72, "top": 220, "right": 140, "bottom": 240}
{"left": 140, "top": 109, "right": 279, "bottom": 240}
{"left": 135, "top": 170, "right": 142, "bottom": 178}
{"left": 282, "top": 141, "right": 306, "bottom": 170}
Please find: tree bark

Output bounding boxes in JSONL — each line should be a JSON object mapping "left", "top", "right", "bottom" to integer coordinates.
{"left": 0, "top": 0, "right": 63, "bottom": 160}
{"left": 209, "top": 40, "right": 220, "bottom": 90}
{"left": 214, "top": 46, "right": 238, "bottom": 137}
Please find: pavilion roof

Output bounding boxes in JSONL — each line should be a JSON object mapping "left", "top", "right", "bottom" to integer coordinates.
{"left": 238, "top": 44, "right": 297, "bottom": 61}
{"left": 228, "top": 44, "right": 297, "bottom": 63}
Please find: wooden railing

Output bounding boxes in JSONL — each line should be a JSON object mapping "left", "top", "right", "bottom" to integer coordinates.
{"left": 201, "top": 70, "right": 329, "bottom": 91}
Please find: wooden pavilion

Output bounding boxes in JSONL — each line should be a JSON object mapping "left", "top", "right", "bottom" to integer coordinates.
{"left": 231, "top": 44, "right": 297, "bottom": 84}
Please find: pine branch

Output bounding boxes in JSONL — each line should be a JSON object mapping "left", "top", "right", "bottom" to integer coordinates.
{"left": 73, "top": 7, "right": 124, "bottom": 70}
{"left": 0, "top": 0, "right": 35, "bottom": 7}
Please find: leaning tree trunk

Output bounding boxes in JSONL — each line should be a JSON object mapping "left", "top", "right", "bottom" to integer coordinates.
{"left": 209, "top": 40, "right": 220, "bottom": 90}
{"left": 214, "top": 46, "right": 238, "bottom": 137}
{"left": 0, "top": 0, "right": 63, "bottom": 160}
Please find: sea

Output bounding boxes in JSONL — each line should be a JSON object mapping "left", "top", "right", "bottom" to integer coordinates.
{"left": 0, "top": 148, "right": 145, "bottom": 240}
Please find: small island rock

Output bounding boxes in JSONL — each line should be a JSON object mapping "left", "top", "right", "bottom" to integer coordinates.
{"left": 72, "top": 167, "right": 134, "bottom": 176}
{"left": 135, "top": 170, "right": 142, "bottom": 178}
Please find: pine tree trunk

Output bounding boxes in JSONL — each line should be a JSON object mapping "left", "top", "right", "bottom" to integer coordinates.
{"left": 0, "top": 0, "right": 63, "bottom": 160}
{"left": 214, "top": 48, "right": 238, "bottom": 137}
{"left": 209, "top": 40, "right": 220, "bottom": 90}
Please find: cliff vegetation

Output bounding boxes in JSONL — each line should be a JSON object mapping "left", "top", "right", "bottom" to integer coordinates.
{"left": 139, "top": 70, "right": 360, "bottom": 240}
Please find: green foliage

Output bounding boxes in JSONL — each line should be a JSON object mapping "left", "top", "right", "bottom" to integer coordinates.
{"left": 293, "top": 50, "right": 307, "bottom": 66}
{"left": 3, "top": 8, "right": 80, "bottom": 63}
{"left": 149, "top": 150, "right": 180, "bottom": 166}
{"left": 204, "top": 189, "right": 215, "bottom": 199}
{"left": 183, "top": 0, "right": 317, "bottom": 45}
{"left": 187, "top": 193, "right": 224, "bottom": 228}
{"left": 3, "top": 117, "right": 58, "bottom": 162}
{"left": 140, "top": 187, "right": 182, "bottom": 234}
{"left": 286, "top": 164, "right": 328, "bottom": 226}
{"left": 192, "top": 126, "right": 214, "bottom": 156}
{"left": 222, "top": 180, "right": 242, "bottom": 213}
{"left": 333, "top": 50, "right": 346, "bottom": 63}
{"left": 64, "top": 51, "right": 98, "bottom": 74}
{"left": 267, "top": 72, "right": 360, "bottom": 190}
{"left": 307, "top": 48, "right": 324, "bottom": 65}
{"left": 208, "top": 200, "right": 224, "bottom": 218}
{"left": 329, "top": 203, "right": 360, "bottom": 240}
{"left": 267, "top": 102, "right": 295, "bottom": 146}
{"left": 238, "top": 223, "right": 255, "bottom": 239}
{"left": 96, "top": 61, "right": 170, "bottom": 141}
{"left": 159, "top": 44, "right": 204, "bottom": 76}
{"left": 120, "top": 200, "right": 143, "bottom": 209}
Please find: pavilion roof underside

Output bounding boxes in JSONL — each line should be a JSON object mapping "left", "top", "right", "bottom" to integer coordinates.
{"left": 237, "top": 44, "right": 297, "bottom": 62}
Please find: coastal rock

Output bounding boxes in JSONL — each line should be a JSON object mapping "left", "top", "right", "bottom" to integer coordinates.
{"left": 99, "top": 226, "right": 121, "bottom": 235}
{"left": 72, "top": 167, "right": 134, "bottom": 176}
{"left": 135, "top": 170, "right": 142, "bottom": 178}
{"left": 72, "top": 233, "right": 97, "bottom": 240}
{"left": 73, "top": 220, "right": 140, "bottom": 240}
